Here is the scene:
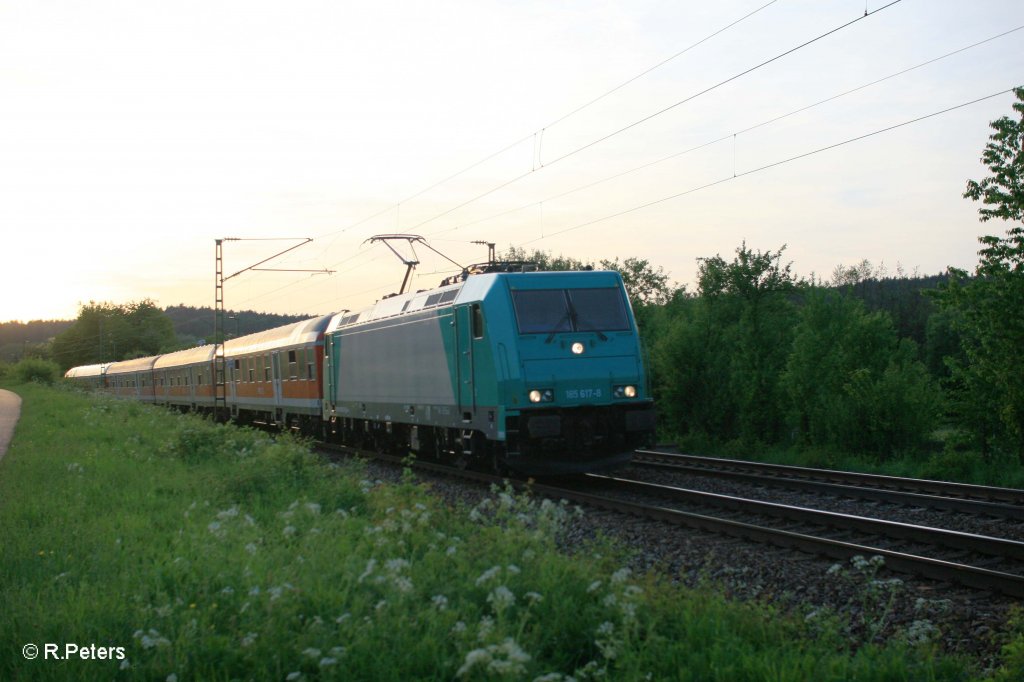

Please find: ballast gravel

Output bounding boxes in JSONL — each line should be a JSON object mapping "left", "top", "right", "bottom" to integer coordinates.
{"left": 357, "top": 458, "right": 1017, "bottom": 673}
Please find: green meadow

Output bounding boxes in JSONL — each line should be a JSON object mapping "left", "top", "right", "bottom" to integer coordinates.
{"left": 0, "top": 383, "right": 1018, "bottom": 680}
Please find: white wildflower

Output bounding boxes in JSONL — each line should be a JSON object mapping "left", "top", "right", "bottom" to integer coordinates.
{"left": 245, "top": 542, "right": 258, "bottom": 555}
{"left": 610, "top": 568, "right": 631, "bottom": 584}
{"left": 329, "top": 646, "right": 346, "bottom": 657}
{"left": 319, "top": 657, "right": 337, "bottom": 667}
{"left": 305, "top": 502, "right": 322, "bottom": 515}
{"left": 587, "top": 581, "right": 602, "bottom": 594}
{"left": 488, "top": 585, "right": 516, "bottom": 612}
{"left": 432, "top": 594, "right": 449, "bottom": 611}
{"left": 525, "top": 591, "right": 543, "bottom": 604}
{"left": 477, "top": 616, "right": 494, "bottom": 641}
{"left": 476, "top": 565, "right": 502, "bottom": 586}
{"left": 302, "top": 648, "right": 321, "bottom": 659}
{"left": 217, "top": 506, "right": 239, "bottom": 520}
{"left": 358, "top": 559, "right": 377, "bottom": 583}
{"left": 286, "top": 673, "right": 303, "bottom": 681}
{"left": 283, "top": 525, "right": 297, "bottom": 537}
{"left": 457, "top": 638, "right": 531, "bottom": 678}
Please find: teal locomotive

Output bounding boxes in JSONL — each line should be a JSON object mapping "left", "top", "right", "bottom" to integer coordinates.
{"left": 323, "top": 269, "right": 655, "bottom": 474}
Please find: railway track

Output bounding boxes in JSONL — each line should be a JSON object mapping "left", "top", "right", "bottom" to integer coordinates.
{"left": 319, "top": 445, "right": 1024, "bottom": 597}
{"left": 632, "top": 449, "right": 1024, "bottom": 520}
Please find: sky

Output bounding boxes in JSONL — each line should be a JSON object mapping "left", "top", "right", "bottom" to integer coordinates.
{"left": 1, "top": 0, "right": 1022, "bottom": 324}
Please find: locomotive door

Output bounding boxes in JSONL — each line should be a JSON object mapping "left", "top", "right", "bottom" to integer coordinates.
{"left": 454, "top": 305, "right": 475, "bottom": 417}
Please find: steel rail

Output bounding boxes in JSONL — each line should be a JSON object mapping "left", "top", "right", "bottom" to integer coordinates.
{"left": 586, "top": 474, "right": 1024, "bottom": 560}
{"left": 635, "top": 450, "right": 1024, "bottom": 503}
{"left": 633, "top": 450, "right": 1024, "bottom": 520}
{"left": 317, "top": 446, "right": 1024, "bottom": 597}
{"left": 541, "top": 482, "right": 1024, "bottom": 598}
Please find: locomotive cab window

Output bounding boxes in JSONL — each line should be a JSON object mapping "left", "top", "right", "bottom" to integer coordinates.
{"left": 511, "top": 288, "right": 630, "bottom": 334}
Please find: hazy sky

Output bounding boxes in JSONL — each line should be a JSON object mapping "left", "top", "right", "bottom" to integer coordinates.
{"left": 2, "top": 0, "right": 1022, "bottom": 323}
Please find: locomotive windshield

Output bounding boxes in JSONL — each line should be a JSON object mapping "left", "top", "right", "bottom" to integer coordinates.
{"left": 512, "top": 288, "right": 631, "bottom": 334}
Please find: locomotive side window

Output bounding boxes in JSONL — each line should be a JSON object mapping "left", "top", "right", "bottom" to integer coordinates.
{"left": 472, "top": 304, "right": 484, "bottom": 338}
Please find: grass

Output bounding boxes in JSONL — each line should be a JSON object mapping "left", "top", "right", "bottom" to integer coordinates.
{"left": 0, "top": 382, "right": 1013, "bottom": 680}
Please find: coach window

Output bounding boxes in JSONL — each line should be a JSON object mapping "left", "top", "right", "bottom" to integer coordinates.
{"left": 306, "top": 350, "right": 315, "bottom": 380}
{"left": 264, "top": 354, "right": 271, "bottom": 382}
{"left": 472, "top": 304, "right": 484, "bottom": 339}
{"left": 247, "top": 357, "right": 255, "bottom": 383}
{"left": 288, "top": 349, "right": 297, "bottom": 380}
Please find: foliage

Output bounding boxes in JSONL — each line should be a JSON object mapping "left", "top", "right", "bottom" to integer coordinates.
{"left": 163, "top": 305, "right": 313, "bottom": 344}
{"left": 598, "top": 256, "right": 683, "bottom": 308}
{"left": 49, "top": 300, "right": 177, "bottom": 371}
{"left": 784, "top": 289, "right": 940, "bottom": 457}
{"left": 0, "top": 319, "right": 72, "bottom": 362}
{"left": 499, "top": 245, "right": 594, "bottom": 273}
{"left": 935, "top": 87, "right": 1024, "bottom": 460}
{"left": 655, "top": 244, "right": 798, "bottom": 445}
{"left": 10, "top": 357, "right": 61, "bottom": 385}
{"left": 0, "top": 385, "right": 977, "bottom": 680}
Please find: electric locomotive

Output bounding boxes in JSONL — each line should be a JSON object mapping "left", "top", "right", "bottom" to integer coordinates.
{"left": 322, "top": 268, "right": 655, "bottom": 474}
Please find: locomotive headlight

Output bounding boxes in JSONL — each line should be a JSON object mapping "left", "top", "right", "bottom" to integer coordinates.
{"left": 614, "top": 385, "right": 638, "bottom": 398}
{"left": 528, "top": 388, "right": 554, "bottom": 403}
{"left": 571, "top": 342, "right": 585, "bottom": 355}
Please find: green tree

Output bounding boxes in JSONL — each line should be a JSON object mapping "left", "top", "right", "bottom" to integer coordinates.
{"left": 655, "top": 243, "right": 797, "bottom": 444}
{"left": 51, "top": 300, "right": 178, "bottom": 371}
{"left": 784, "top": 289, "right": 940, "bottom": 458}
{"left": 499, "top": 246, "right": 594, "bottom": 272}
{"left": 935, "top": 87, "right": 1024, "bottom": 459}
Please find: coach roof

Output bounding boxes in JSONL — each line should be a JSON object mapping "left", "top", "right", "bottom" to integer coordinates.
{"left": 223, "top": 315, "right": 333, "bottom": 358}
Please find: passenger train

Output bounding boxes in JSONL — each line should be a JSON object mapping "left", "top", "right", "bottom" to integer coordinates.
{"left": 65, "top": 268, "right": 656, "bottom": 475}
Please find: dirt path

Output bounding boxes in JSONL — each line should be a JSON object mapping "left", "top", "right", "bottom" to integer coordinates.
{"left": 0, "top": 389, "right": 22, "bottom": 462}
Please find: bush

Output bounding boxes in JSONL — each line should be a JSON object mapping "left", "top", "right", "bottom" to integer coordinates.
{"left": 11, "top": 357, "right": 61, "bottom": 385}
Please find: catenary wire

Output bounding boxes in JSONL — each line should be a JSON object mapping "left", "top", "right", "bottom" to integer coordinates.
{"left": 425, "top": 23, "right": 1024, "bottom": 238}
{"left": 518, "top": 87, "right": 1019, "bottom": 246}
{"left": 405, "top": 0, "right": 903, "bottom": 233}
